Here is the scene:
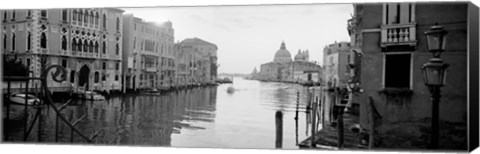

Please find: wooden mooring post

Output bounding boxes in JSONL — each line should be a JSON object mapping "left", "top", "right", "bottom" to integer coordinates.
{"left": 337, "top": 106, "right": 345, "bottom": 149}
{"left": 5, "top": 81, "right": 11, "bottom": 140}
{"left": 23, "top": 80, "right": 29, "bottom": 141}
{"left": 368, "top": 97, "right": 375, "bottom": 149}
{"left": 310, "top": 96, "right": 318, "bottom": 147}
{"left": 275, "top": 111, "right": 283, "bottom": 148}
{"left": 295, "top": 91, "right": 300, "bottom": 145}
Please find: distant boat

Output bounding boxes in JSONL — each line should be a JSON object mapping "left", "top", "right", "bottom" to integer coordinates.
{"left": 81, "top": 91, "right": 106, "bottom": 101}
{"left": 145, "top": 88, "right": 160, "bottom": 94}
{"left": 227, "top": 87, "right": 235, "bottom": 94}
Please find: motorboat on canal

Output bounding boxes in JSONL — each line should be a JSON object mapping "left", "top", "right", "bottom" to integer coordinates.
{"left": 227, "top": 87, "right": 235, "bottom": 94}
{"left": 9, "top": 93, "right": 41, "bottom": 105}
{"left": 78, "top": 91, "right": 106, "bottom": 101}
{"left": 142, "top": 88, "right": 161, "bottom": 95}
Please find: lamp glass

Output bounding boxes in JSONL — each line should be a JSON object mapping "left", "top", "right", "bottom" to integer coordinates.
{"left": 425, "top": 25, "right": 447, "bottom": 57}
{"left": 422, "top": 61, "right": 448, "bottom": 86}
{"left": 426, "top": 32, "right": 441, "bottom": 51}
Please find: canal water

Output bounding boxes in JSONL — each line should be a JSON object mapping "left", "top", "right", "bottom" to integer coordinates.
{"left": 4, "top": 77, "right": 319, "bottom": 149}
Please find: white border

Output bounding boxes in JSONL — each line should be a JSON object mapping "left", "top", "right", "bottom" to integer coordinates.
{"left": 1, "top": 1, "right": 478, "bottom": 154}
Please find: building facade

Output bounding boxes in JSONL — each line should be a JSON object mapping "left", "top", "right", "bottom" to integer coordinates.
{"left": 322, "top": 41, "right": 352, "bottom": 87}
{"left": 158, "top": 22, "right": 175, "bottom": 89}
{"left": 1, "top": 8, "right": 124, "bottom": 93}
{"left": 349, "top": 2, "right": 468, "bottom": 149}
{"left": 122, "top": 14, "right": 174, "bottom": 91}
{"left": 175, "top": 38, "right": 218, "bottom": 85}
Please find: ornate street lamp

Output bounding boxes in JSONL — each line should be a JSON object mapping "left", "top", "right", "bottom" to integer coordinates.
{"left": 421, "top": 24, "right": 448, "bottom": 149}
{"left": 424, "top": 25, "right": 448, "bottom": 58}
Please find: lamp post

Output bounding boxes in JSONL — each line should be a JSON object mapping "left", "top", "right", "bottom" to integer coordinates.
{"left": 421, "top": 24, "right": 449, "bottom": 149}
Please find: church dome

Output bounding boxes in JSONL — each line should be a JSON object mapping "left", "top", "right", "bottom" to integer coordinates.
{"left": 294, "top": 50, "right": 304, "bottom": 61}
{"left": 273, "top": 41, "right": 292, "bottom": 63}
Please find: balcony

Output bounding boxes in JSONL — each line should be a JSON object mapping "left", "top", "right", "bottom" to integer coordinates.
{"left": 380, "top": 23, "right": 417, "bottom": 48}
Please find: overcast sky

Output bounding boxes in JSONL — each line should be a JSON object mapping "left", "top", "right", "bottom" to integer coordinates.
{"left": 122, "top": 4, "right": 353, "bottom": 74}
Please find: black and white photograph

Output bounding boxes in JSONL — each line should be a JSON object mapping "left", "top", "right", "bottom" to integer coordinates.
{"left": 1, "top": 0, "right": 479, "bottom": 153}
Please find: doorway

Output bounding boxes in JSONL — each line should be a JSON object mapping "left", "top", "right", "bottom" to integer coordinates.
{"left": 78, "top": 65, "right": 90, "bottom": 91}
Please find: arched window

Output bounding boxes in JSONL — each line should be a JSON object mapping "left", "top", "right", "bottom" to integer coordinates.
{"left": 72, "top": 38, "right": 77, "bottom": 51}
{"left": 116, "top": 17, "right": 120, "bottom": 31}
{"left": 133, "top": 38, "right": 136, "bottom": 49}
{"left": 12, "top": 33, "right": 15, "bottom": 51}
{"left": 40, "top": 32, "right": 47, "bottom": 48}
{"left": 61, "top": 35, "right": 67, "bottom": 50}
{"left": 89, "top": 41, "right": 93, "bottom": 52}
{"left": 90, "top": 12, "right": 94, "bottom": 24}
{"left": 102, "top": 14, "right": 106, "bottom": 29}
{"left": 70, "top": 70, "right": 75, "bottom": 83}
{"left": 94, "top": 72, "right": 99, "bottom": 83}
{"left": 72, "top": 10, "right": 77, "bottom": 21}
{"left": 83, "top": 40, "right": 88, "bottom": 52}
{"left": 78, "top": 39, "right": 82, "bottom": 51}
{"left": 62, "top": 9, "right": 67, "bottom": 21}
{"left": 95, "top": 12, "right": 99, "bottom": 25}
{"left": 94, "top": 41, "right": 99, "bottom": 53}
{"left": 115, "top": 43, "right": 119, "bottom": 55}
{"left": 27, "top": 10, "right": 31, "bottom": 18}
{"left": 102, "top": 41, "right": 106, "bottom": 54}
{"left": 83, "top": 11, "right": 88, "bottom": 23}
{"left": 3, "top": 34, "right": 7, "bottom": 50}
{"left": 3, "top": 11, "right": 6, "bottom": 20}
{"left": 78, "top": 10, "right": 83, "bottom": 23}
{"left": 27, "top": 32, "right": 31, "bottom": 51}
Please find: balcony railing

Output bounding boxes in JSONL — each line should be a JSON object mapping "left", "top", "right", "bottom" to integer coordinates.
{"left": 380, "top": 23, "right": 417, "bottom": 48}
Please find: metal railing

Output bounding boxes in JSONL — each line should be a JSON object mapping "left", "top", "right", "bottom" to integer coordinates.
{"left": 3, "top": 64, "right": 101, "bottom": 143}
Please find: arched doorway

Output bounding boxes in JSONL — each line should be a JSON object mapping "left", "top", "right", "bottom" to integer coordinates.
{"left": 78, "top": 65, "right": 90, "bottom": 91}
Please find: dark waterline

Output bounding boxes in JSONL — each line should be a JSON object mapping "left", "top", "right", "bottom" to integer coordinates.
{"left": 3, "top": 78, "right": 318, "bottom": 149}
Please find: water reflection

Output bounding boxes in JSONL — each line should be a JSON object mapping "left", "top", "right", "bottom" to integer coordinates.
{"left": 4, "top": 78, "right": 320, "bottom": 149}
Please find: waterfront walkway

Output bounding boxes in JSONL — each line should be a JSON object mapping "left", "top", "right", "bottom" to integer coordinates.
{"left": 299, "top": 111, "right": 366, "bottom": 150}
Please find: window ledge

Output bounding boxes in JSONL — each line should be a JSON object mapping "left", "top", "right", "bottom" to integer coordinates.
{"left": 378, "top": 88, "right": 413, "bottom": 96}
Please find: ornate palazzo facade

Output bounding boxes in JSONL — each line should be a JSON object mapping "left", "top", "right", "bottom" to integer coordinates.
{"left": 1, "top": 8, "right": 124, "bottom": 92}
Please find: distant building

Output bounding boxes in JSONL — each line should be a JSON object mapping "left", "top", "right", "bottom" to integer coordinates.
{"left": 256, "top": 41, "right": 321, "bottom": 84}
{"left": 179, "top": 38, "right": 218, "bottom": 83}
{"left": 122, "top": 14, "right": 174, "bottom": 91}
{"left": 175, "top": 38, "right": 218, "bottom": 85}
{"left": 322, "top": 41, "right": 352, "bottom": 87}
{"left": 1, "top": 8, "right": 124, "bottom": 93}
{"left": 348, "top": 2, "right": 468, "bottom": 149}
{"left": 248, "top": 67, "right": 259, "bottom": 79}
